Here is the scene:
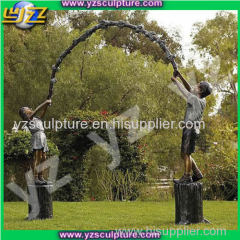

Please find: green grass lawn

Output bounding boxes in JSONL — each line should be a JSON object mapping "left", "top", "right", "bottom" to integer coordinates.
{"left": 4, "top": 200, "right": 238, "bottom": 230}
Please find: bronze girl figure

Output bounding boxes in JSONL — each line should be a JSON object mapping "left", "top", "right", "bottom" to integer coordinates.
{"left": 19, "top": 99, "right": 51, "bottom": 185}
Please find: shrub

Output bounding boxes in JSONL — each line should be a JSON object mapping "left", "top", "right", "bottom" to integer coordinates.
{"left": 4, "top": 131, "right": 59, "bottom": 201}
{"left": 203, "top": 160, "right": 237, "bottom": 200}
{"left": 194, "top": 116, "right": 237, "bottom": 200}
{"left": 94, "top": 168, "right": 141, "bottom": 201}
{"left": 52, "top": 109, "right": 146, "bottom": 201}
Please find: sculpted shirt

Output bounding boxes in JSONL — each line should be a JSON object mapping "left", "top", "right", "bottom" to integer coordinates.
{"left": 174, "top": 81, "right": 206, "bottom": 131}
{"left": 27, "top": 117, "right": 49, "bottom": 152}
{"left": 184, "top": 93, "right": 206, "bottom": 123}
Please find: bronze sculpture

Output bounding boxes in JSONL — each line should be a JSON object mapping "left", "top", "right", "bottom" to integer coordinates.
{"left": 171, "top": 71, "right": 212, "bottom": 184}
{"left": 49, "top": 20, "right": 178, "bottom": 95}
{"left": 19, "top": 99, "right": 51, "bottom": 185}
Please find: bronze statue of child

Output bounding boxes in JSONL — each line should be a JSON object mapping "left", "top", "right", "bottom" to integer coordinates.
{"left": 171, "top": 71, "right": 212, "bottom": 184}
{"left": 19, "top": 99, "right": 51, "bottom": 185}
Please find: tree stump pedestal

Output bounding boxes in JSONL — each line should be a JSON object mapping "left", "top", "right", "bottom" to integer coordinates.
{"left": 26, "top": 184, "right": 53, "bottom": 220}
{"left": 174, "top": 182, "right": 209, "bottom": 225}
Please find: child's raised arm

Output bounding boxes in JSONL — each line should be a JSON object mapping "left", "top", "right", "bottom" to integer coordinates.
{"left": 29, "top": 99, "right": 51, "bottom": 119}
{"left": 171, "top": 77, "right": 191, "bottom": 99}
{"left": 174, "top": 70, "right": 192, "bottom": 92}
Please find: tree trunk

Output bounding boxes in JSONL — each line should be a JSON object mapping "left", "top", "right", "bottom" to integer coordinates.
{"left": 174, "top": 182, "right": 209, "bottom": 225}
{"left": 26, "top": 184, "right": 53, "bottom": 220}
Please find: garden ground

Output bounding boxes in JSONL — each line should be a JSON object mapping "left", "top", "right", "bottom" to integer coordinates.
{"left": 4, "top": 200, "right": 237, "bottom": 230}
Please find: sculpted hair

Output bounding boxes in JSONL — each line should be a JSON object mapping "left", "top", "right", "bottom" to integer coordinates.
{"left": 199, "top": 82, "right": 212, "bottom": 98}
{"left": 19, "top": 107, "right": 30, "bottom": 121}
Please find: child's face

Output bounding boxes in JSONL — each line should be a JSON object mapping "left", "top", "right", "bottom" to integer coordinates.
{"left": 24, "top": 107, "right": 33, "bottom": 117}
{"left": 191, "top": 84, "right": 201, "bottom": 96}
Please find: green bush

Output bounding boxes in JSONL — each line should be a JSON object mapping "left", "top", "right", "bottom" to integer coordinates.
{"left": 4, "top": 131, "right": 59, "bottom": 201}
{"left": 203, "top": 160, "right": 237, "bottom": 200}
{"left": 194, "top": 116, "right": 238, "bottom": 200}
{"left": 52, "top": 109, "right": 146, "bottom": 201}
{"left": 93, "top": 168, "right": 142, "bottom": 201}
{"left": 4, "top": 131, "right": 31, "bottom": 158}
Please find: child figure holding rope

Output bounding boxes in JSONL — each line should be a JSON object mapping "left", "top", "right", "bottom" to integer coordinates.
{"left": 171, "top": 71, "right": 212, "bottom": 184}
{"left": 19, "top": 99, "right": 51, "bottom": 185}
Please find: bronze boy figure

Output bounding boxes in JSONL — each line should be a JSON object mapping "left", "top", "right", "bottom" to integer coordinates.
{"left": 171, "top": 71, "right": 212, "bottom": 184}
{"left": 19, "top": 99, "right": 51, "bottom": 185}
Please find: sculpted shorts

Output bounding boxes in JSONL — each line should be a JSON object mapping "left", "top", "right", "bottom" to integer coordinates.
{"left": 181, "top": 127, "right": 198, "bottom": 155}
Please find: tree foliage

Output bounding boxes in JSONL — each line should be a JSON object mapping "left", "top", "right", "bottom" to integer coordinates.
{"left": 52, "top": 110, "right": 146, "bottom": 201}
{"left": 192, "top": 11, "right": 238, "bottom": 122}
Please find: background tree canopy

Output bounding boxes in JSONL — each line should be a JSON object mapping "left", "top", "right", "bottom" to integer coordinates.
{"left": 4, "top": 10, "right": 237, "bottom": 201}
